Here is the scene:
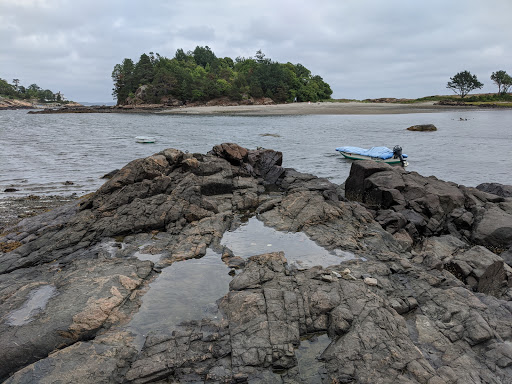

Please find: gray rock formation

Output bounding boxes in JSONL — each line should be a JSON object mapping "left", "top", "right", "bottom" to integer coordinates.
{"left": 1, "top": 145, "right": 511, "bottom": 383}
{"left": 345, "top": 161, "right": 512, "bottom": 251}
{"left": 477, "top": 182, "right": 512, "bottom": 198}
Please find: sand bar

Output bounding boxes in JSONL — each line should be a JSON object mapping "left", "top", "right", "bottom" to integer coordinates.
{"left": 157, "top": 101, "right": 471, "bottom": 116}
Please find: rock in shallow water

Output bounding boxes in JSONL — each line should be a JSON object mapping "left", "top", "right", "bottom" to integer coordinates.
{"left": 407, "top": 124, "right": 437, "bottom": 131}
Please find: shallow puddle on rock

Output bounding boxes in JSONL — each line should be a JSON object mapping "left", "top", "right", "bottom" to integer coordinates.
{"left": 126, "top": 249, "right": 231, "bottom": 347}
{"left": 270, "top": 333, "right": 331, "bottom": 383}
{"left": 7, "top": 285, "right": 57, "bottom": 326}
{"left": 292, "top": 334, "right": 330, "bottom": 383}
{"left": 221, "top": 217, "right": 356, "bottom": 268}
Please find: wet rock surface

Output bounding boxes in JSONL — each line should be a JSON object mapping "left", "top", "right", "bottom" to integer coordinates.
{"left": 1, "top": 145, "right": 511, "bottom": 383}
{"left": 407, "top": 124, "right": 437, "bottom": 131}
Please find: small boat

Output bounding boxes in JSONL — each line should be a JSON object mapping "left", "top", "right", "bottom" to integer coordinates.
{"left": 135, "top": 136, "right": 156, "bottom": 143}
{"left": 336, "top": 145, "right": 408, "bottom": 167}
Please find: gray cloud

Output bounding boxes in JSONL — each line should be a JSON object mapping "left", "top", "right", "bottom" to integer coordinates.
{"left": 1, "top": 0, "right": 511, "bottom": 102}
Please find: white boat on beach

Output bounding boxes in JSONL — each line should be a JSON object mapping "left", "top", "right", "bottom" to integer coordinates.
{"left": 135, "top": 136, "right": 156, "bottom": 143}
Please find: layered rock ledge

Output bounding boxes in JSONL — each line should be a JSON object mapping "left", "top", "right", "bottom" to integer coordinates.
{"left": 1, "top": 144, "right": 511, "bottom": 383}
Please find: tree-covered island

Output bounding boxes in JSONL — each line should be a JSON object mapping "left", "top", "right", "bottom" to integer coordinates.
{"left": 112, "top": 47, "right": 333, "bottom": 106}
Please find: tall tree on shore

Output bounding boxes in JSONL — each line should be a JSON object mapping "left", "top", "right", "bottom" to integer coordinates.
{"left": 12, "top": 79, "right": 20, "bottom": 91}
{"left": 112, "top": 58, "right": 135, "bottom": 102}
{"left": 0, "top": 78, "right": 15, "bottom": 96}
{"left": 490, "top": 70, "right": 512, "bottom": 94}
{"left": 446, "top": 70, "right": 483, "bottom": 98}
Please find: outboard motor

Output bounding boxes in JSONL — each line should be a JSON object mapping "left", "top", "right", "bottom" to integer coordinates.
{"left": 393, "top": 145, "right": 406, "bottom": 167}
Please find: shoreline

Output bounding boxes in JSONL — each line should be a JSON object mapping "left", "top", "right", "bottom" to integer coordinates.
{"left": 157, "top": 101, "right": 488, "bottom": 115}
{"left": 21, "top": 100, "right": 510, "bottom": 116}
{"left": 0, "top": 195, "right": 78, "bottom": 233}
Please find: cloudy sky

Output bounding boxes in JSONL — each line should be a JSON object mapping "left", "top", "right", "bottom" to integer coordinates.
{"left": 1, "top": 0, "right": 511, "bottom": 102}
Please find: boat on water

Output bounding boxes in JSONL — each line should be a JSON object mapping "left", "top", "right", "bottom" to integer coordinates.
{"left": 335, "top": 145, "right": 408, "bottom": 167}
{"left": 135, "top": 136, "right": 156, "bottom": 143}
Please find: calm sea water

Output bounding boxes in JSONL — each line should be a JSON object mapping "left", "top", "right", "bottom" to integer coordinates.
{"left": 1, "top": 109, "right": 511, "bottom": 197}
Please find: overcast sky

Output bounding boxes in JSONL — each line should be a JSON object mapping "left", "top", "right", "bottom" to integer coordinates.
{"left": 1, "top": 0, "right": 511, "bottom": 102}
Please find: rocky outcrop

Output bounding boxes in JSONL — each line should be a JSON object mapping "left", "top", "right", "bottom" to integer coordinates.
{"left": 477, "top": 182, "right": 512, "bottom": 198}
{"left": 345, "top": 161, "right": 512, "bottom": 250}
{"left": 1, "top": 145, "right": 511, "bottom": 383}
{"left": 0, "top": 97, "right": 34, "bottom": 110}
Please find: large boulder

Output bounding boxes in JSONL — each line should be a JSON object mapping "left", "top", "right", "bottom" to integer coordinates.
{"left": 471, "top": 204, "right": 512, "bottom": 250}
{"left": 476, "top": 182, "right": 512, "bottom": 198}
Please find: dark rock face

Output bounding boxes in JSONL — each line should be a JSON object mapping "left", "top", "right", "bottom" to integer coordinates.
{"left": 477, "top": 182, "right": 512, "bottom": 198}
{"left": 407, "top": 124, "right": 437, "bottom": 131}
{"left": 1, "top": 145, "right": 511, "bottom": 383}
{"left": 345, "top": 161, "right": 512, "bottom": 250}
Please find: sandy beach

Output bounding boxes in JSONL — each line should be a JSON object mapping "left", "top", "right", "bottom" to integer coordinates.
{"left": 157, "top": 101, "right": 466, "bottom": 116}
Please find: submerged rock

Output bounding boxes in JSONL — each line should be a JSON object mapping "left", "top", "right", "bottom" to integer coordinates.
{"left": 1, "top": 144, "right": 511, "bottom": 383}
{"left": 407, "top": 124, "right": 437, "bottom": 131}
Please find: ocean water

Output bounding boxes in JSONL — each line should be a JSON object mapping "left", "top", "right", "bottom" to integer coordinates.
{"left": 1, "top": 108, "right": 511, "bottom": 197}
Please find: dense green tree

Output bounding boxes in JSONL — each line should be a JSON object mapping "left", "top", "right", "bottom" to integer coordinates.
{"left": 0, "top": 78, "right": 15, "bottom": 96}
{"left": 446, "top": 70, "right": 483, "bottom": 98}
{"left": 192, "top": 46, "right": 217, "bottom": 69}
{"left": 27, "top": 84, "right": 41, "bottom": 92}
{"left": 133, "top": 53, "right": 154, "bottom": 86}
{"left": 112, "top": 58, "right": 135, "bottom": 102}
{"left": 490, "top": 70, "right": 512, "bottom": 94}
{"left": 39, "top": 89, "right": 55, "bottom": 102}
{"left": 111, "top": 47, "right": 333, "bottom": 105}
{"left": 18, "top": 85, "right": 27, "bottom": 98}
{"left": 174, "top": 48, "right": 189, "bottom": 62}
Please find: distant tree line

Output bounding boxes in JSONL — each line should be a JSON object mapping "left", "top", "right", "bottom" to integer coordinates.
{"left": 111, "top": 47, "right": 333, "bottom": 105}
{"left": 0, "top": 78, "right": 64, "bottom": 102}
{"left": 447, "top": 69, "right": 512, "bottom": 99}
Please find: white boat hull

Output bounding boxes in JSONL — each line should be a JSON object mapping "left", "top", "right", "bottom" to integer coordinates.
{"left": 339, "top": 152, "right": 408, "bottom": 166}
{"left": 135, "top": 136, "right": 156, "bottom": 143}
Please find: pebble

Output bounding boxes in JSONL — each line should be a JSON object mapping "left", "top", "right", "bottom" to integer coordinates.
{"left": 364, "top": 277, "right": 378, "bottom": 286}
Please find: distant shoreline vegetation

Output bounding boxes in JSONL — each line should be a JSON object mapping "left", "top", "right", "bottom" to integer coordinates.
{"left": 0, "top": 78, "right": 67, "bottom": 104}
{"left": 111, "top": 47, "right": 333, "bottom": 106}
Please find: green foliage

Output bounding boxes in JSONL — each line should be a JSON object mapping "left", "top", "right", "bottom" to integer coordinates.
{"left": 0, "top": 77, "right": 59, "bottom": 102}
{"left": 111, "top": 58, "right": 135, "bottom": 101}
{"left": 133, "top": 54, "right": 154, "bottom": 86}
{"left": 111, "top": 48, "right": 333, "bottom": 105}
{"left": 0, "top": 78, "right": 16, "bottom": 96}
{"left": 192, "top": 46, "right": 217, "bottom": 69}
{"left": 446, "top": 70, "right": 483, "bottom": 98}
{"left": 463, "top": 93, "right": 512, "bottom": 102}
{"left": 490, "top": 70, "right": 512, "bottom": 94}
